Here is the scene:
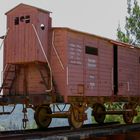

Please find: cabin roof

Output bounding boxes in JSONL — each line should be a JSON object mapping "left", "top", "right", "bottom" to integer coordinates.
{"left": 5, "top": 3, "right": 51, "bottom": 15}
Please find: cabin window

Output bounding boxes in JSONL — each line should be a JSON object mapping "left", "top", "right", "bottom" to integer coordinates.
{"left": 14, "top": 17, "right": 19, "bottom": 25}
{"left": 25, "top": 15, "right": 30, "bottom": 23}
{"left": 14, "top": 15, "right": 30, "bottom": 25}
{"left": 85, "top": 46, "right": 98, "bottom": 55}
{"left": 20, "top": 16, "right": 25, "bottom": 22}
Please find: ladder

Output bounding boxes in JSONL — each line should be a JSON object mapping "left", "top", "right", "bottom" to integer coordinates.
{"left": 0, "top": 64, "right": 17, "bottom": 95}
{"left": 37, "top": 62, "right": 64, "bottom": 102}
{"left": 35, "top": 62, "right": 59, "bottom": 94}
{"left": 35, "top": 62, "right": 50, "bottom": 89}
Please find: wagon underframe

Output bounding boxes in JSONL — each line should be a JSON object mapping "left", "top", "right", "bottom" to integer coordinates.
{"left": 0, "top": 94, "right": 138, "bottom": 129}
{"left": 0, "top": 94, "right": 139, "bottom": 106}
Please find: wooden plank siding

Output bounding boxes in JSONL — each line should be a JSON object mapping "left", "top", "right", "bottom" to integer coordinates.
{"left": 118, "top": 47, "right": 139, "bottom": 96}
{"left": 4, "top": 4, "right": 51, "bottom": 64}
{"left": 51, "top": 28, "right": 140, "bottom": 102}
{"left": 51, "top": 28, "right": 113, "bottom": 101}
{"left": 3, "top": 4, "right": 140, "bottom": 103}
{"left": 50, "top": 29, "right": 68, "bottom": 101}
{"left": 3, "top": 4, "right": 52, "bottom": 96}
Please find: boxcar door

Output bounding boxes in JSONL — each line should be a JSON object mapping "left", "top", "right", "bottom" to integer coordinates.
{"left": 118, "top": 46, "right": 139, "bottom": 96}
{"left": 84, "top": 45, "right": 99, "bottom": 96}
{"left": 98, "top": 41, "right": 113, "bottom": 97}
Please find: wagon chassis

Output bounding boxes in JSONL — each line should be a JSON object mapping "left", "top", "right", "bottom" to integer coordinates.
{"left": 0, "top": 94, "right": 138, "bottom": 129}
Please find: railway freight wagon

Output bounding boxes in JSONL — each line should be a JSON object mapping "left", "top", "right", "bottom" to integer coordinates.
{"left": 0, "top": 3, "right": 140, "bottom": 129}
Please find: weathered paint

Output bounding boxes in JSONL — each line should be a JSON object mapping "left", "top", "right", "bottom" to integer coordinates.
{"left": 51, "top": 28, "right": 140, "bottom": 103}
{"left": 3, "top": 4, "right": 140, "bottom": 105}
{"left": 5, "top": 3, "right": 51, "bottom": 64}
{"left": 51, "top": 28, "right": 113, "bottom": 102}
{"left": 118, "top": 46, "right": 139, "bottom": 96}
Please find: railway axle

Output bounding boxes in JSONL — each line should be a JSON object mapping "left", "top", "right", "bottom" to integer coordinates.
{"left": 92, "top": 109, "right": 137, "bottom": 115}
{"left": 46, "top": 112, "right": 69, "bottom": 118}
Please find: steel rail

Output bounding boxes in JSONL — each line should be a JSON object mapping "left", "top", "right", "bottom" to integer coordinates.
{"left": 1, "top": 123, "right": 140, "bottom": 140}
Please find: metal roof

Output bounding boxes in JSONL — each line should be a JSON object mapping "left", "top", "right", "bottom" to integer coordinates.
{"left": 5, "top": 3, "right": 52, "bottom": 15}
{"left": 52, "top": 27, "right": 137, "bottom": 49}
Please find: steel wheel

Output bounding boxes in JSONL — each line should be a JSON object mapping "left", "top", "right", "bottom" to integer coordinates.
{"left": 123, "top": 103, "right": 134, "bottom": 124}
{"left": 68, "top": 105, "right": 84, "bottom": 129}
{"left": 34, "top": 105, "right": 52, "bottom": 129}
{"left": 92, "top": 103, "right": 106, "bottom": 124}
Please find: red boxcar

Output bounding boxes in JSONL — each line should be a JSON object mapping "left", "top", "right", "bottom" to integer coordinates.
{"left": 51, "top": 28, "right": 140, "bottom": 103}
{"left": 0, "top": 3, "right": 140, "bottom": 129}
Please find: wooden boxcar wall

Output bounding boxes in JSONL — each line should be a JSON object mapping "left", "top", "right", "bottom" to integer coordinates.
{"left": 3, "top": 63, "right": 49, "bottom": 96}
{"left": 66, "top": 30, "right": 113, "bottom": 97}
{"left": 3, "top": 4, "right": 52, "bottom": 96}
{"left": 51, "top": 28, "right": 113, "bottom": 102}
{"left": 118, "top": 46, "right": 140, "bottom": 96}
{"left": 50, "top": 29, "right": 68, "bottom": 101}
{"left": 5, "top": 5, "right": 51, "bottom": 64}
{"left": 51, "top": 28, "right": 140, "bottom": 103}
{"left": 97, "top": 39, "right": 113, "bottom": 96}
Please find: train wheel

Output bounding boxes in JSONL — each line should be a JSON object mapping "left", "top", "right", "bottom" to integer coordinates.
{"left": 34, "top": 105, "right": 52, "bottom": 129}
{"left": 92, "top": 103, "right": 106, "bottom": 124}
{"left": 68, "top": 105, "right": 84, "bottom": 129}
{"left": 123, "top": 103, "right": 134, "bottom": 124}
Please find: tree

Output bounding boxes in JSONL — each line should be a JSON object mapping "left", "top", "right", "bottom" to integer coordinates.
{"left": 117, "top": 0, "right": 140, "bottom": 46}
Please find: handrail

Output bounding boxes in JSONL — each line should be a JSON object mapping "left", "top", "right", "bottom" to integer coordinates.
{"left": 127, "top": 81, "right": 130, "bottom": 92}
{"left": 111, "top": 67, "right": 114, "bottom": 91}
{"left": 52, "top": 31, "right": 65, "bottom": 70}
{"left": 32, "top": 24, "right": 52, "bottom": 92}
{"left": 0, "top": 28, "right": 9, "bottom": 50}
{"left": 1, "top": 64, "right": 8, "bottom": 85}
{"left": 66, "top": 66, "right": 69, "bottom": 85}
{"left": 0, "top": 64, "right": 8, "bottom": 95}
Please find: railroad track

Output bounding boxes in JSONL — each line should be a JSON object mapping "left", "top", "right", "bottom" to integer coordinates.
{"left": 1, "top": 122, "right": 140, "bottom": 140}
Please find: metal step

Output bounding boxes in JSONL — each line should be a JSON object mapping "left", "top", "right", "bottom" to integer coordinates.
{"left": 0, "top": 64, "right": 17, "bottom": 94}
{"left": 5, "top": 70, "right": 15, "bottom": 73}
{"left": 3, "top": 87, "right": 11, "bottom": 89}
{"left": 6, "top": 79, "right": 14, "bottom": 81}
{"left": 2, "top": 83, "right": 8, "bottom": 86}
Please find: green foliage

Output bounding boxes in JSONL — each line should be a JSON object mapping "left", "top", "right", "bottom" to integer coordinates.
{"left": 117, "top": 24, "right": 130, "bottom": 43}
{"left": 134, "top": 106, "right": 140, "bottom": 123}
{"left": 104, "top": 103, "right": 124, "bottom": 123}
{"left": 105, "top": 115, "right": 123, "bottom": 123}
{"left": 28, "top": 121, "right": 37, "bottom": 129}
{"left": 117, "top": 0, "right": 140, "bottom": 45}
